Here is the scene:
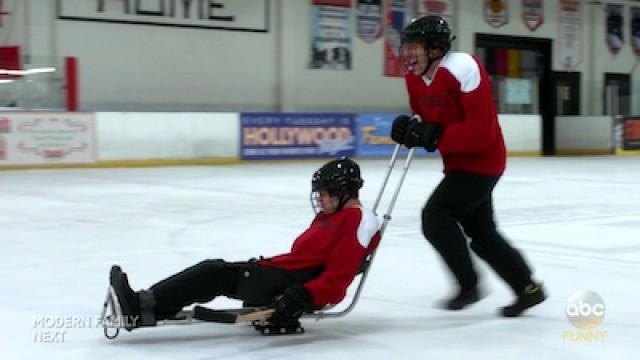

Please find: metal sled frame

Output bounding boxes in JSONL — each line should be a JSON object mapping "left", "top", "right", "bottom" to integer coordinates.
{"left": 101, "top": 288, "right": 277, "bottom": 338}
{"left": 100, "top": 145, "right": 415, "bottom": 337}
{"left": 101, "top": 286, "right": 123, "bottom": 339}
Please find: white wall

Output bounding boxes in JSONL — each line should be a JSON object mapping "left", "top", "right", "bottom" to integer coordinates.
{"left": 0, "top": 0, "right": 24, "bottom": 47}
{"left": 278, "top": 1, "right": 408, "bottom": 113}
{"left": 457, "top": 0, "right": 586, "bottom": 74}
{"left": 55, "top": 0, "right": 279, "bottom": 112}
{"left": 8, "top": 0, "right": 638, "bottom": 115}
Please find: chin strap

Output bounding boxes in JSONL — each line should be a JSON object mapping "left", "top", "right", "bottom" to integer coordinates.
{"left": 421, "top": 51, "right": 445, "bottom": 77}
{"left": 336, "top": 193, "right": 352, "bottom": 212}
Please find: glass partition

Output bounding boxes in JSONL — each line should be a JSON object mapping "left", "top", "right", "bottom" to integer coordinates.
{"left": 0, "top": 56, "right": 66, "bottom": 111}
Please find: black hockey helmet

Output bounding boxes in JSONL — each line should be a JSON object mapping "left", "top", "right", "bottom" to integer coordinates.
{"left": 401, "top": 15, "right": 454, "bottom": 54}
{"left": 311, "top": 157, "right": 363, "bottom": 213}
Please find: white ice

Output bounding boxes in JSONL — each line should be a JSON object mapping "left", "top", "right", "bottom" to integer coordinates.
{"left": 1, "top": 156, "right": 638, "bottom": 359}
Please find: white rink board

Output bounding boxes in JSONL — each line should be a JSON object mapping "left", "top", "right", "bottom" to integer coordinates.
{"left": 556, "top": 116, "right": 613, "bottom": 151}
{"left": 95, "top": 112, "right": 239, "bottom": 160}
{"left": 498, "top": 114, "right": 541, "bottom": 153}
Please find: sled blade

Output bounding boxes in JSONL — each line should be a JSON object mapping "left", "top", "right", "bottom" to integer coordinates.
{"left": 193, "top": 306, "right": 274, "bottom": 323}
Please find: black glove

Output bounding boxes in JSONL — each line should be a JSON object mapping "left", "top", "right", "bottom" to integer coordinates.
{"left": 390, "top": 115, "right": 411, "bottom": 144}
{"left": 403, "top": 119, "right": 443, "bottom": 152}
{"left": 269, "top": 284, "right": 314, "bottom": 325}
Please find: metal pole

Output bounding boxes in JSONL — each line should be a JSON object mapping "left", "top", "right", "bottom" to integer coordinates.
{"left": 372, "top": 143, "right": 401, "bottom": 215}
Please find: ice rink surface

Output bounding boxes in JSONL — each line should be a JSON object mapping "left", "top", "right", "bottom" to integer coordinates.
{"left": 1, "top": 156, "right": 639, "bottom": 359}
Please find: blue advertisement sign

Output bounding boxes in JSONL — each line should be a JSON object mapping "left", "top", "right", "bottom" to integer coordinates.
{"left": 355, "top": 113, "right": 432, "bottom": 158}
{"left": 240, "top": 113, "right": 356, "bottom": 160}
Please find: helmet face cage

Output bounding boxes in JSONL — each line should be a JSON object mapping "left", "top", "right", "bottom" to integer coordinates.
{"left": 310, "top": 158, "right": 363, "bottom": 214}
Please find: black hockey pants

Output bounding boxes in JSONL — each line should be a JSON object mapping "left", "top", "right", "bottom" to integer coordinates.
{"left": 149, "top": 259, "right": 319, "bottom": 320}
{"left": 422, "top": 171, "right": 533, "bottom": 294}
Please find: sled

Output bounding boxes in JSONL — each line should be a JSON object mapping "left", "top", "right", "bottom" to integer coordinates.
{"left": 100, "top": 145, "right": 416, "bottom": 338}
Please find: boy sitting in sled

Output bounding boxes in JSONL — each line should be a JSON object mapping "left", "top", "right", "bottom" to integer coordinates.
{"left": 109, "top": 158, "right": 380, "bottom": 332}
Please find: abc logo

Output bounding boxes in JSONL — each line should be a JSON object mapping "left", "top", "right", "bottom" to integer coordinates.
{"left": 565, "top": 290, "right": 605, "bottom": 329}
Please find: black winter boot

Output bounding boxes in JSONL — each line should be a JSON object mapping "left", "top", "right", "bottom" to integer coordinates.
{"left": 110, "top": 265, "right": 157, "bottom": 330}
{"left": 501, "top": 282, "right": 546, "bottom": 317}
{"left": 110, "top": 265, "right": 141, "bottom": 330}
{"left": 442, "top": 287, "right": 483, "bottom": 310}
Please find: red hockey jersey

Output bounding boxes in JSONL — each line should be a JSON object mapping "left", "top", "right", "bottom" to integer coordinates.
{"left": 260, "top": 207, "right": 380, "bottom": 306}
{"left": 405, "top": 52, "right": 506, "bottom": 176}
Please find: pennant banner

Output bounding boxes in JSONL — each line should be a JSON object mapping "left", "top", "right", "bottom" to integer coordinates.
{"left": 632, "top": 7, "right": 640, "bottom": 56}
{"left": 414, "top": 0, "right": 456, "bottom": 30}
{"left": 484, "top": 0, "right": 509, "bottom": 28}
{"left": 357, "top": 0, "right": 383, "bottom": 43}
{"left": 556, "top": 0, "right": 583, "bottom": 70}
{"left": 606, "top": 4, "right": 624, "bottom": 55}
{"left": 310, "top": 3, "right": 353, "bottom": 70}
{"left": 522, "top": 0, "right": 543, "bottom": 32}
{"left": 383, "top": 0, "right": 411, "bottom": 77}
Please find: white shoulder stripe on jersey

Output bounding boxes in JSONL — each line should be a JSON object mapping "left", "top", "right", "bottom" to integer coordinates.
{"left": 356, "top": 207, "right": 380, "bottom": 248}
{"left": 441, "top": 52, "right": 481, "bottom": 93}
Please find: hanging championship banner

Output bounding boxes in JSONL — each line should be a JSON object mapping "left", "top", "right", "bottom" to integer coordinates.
{"left": 310, "top": 1, "right": 353, "bottom": 70}
{"left": 414, "top": 0, "right": 456, "bottom": 31}
{"left": 522, "top": 0, "right": 543, "bottom": 31}
{"left": 484, "top": 0, "right": 508, "bottom": 28}
{"left": 356, "top": 0, "right": 383, "bottom": 43}
{"left": 384, "top": 0, "right": 411, "bottom": 77}
{"left": 632, "top": 7, "right": 640, "bottom": 56}
{"left": 556, "top": 0, "right": 583, "bottom": 70}
{"left": 606, "top": 4, "right": 624, "bottom": 55}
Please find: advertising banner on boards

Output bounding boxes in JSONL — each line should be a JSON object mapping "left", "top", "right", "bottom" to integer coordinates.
{"left": 0, "top": 112, "right": 95, "bottom": 165}
{"left": 240, "top": 113, "right": 356, "bottom": 160}
{"left": 355, "top": 113, "right": 434, "bottom": 158}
